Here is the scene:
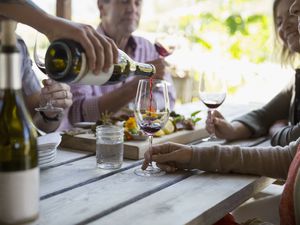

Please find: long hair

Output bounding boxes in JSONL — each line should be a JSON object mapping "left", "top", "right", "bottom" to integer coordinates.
{"left": 273, "top": 0, "right": 298, "bottom": 65}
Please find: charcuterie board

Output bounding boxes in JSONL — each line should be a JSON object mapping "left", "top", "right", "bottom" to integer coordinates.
{"left": 60, "top": 127, "right": 208, "bottom": 159}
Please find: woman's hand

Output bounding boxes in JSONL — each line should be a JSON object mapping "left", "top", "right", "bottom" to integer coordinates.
{"left": 142, "top": 142, "right": 193, "bottom": 173}
{"left": 205, "top": 110, "right": 236, "bottom": 140}
{"left": 269, "top": 120, "right": 288, "bottom": 136}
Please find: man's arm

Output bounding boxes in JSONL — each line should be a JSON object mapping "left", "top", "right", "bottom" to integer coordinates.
{"left": 0, "top": 0, "right": 118, "bottom": 73}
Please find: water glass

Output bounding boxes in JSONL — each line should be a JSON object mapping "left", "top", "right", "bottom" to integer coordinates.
{"left": 96, "top": 125, "right": 124, "bottom": 169}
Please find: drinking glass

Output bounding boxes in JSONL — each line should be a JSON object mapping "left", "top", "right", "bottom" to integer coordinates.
{"left": 33, "top": 32, "right": 63, "bottom": 113}
{"left": 199, "top": 72, "right": 227, "bottom": 141}
{"left": 134, "top": 79, "right": 170, "bottom": 176}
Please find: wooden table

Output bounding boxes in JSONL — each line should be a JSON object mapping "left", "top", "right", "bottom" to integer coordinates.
{"left": 31, "top": 137, "right": 275, "bottom": 225}
{"left": 30, "top": 102, "right": 276, "bottom": 225}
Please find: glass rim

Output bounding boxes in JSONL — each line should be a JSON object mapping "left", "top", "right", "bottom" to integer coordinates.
{"left": 96, "top": 125, "right": 124, "bottom": 131}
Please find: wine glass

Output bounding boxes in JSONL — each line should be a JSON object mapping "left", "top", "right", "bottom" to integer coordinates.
{"left": 154, "top": 21, "right": 178, "bottom": 57}
{"left": 199, "top": 72, "right": 227, "bottom": 141}
{"left": 33, "top": 32, "right": 63, "bottom": 113}
{"left": 134, "top": 79, "right": 170, "bottom": 177}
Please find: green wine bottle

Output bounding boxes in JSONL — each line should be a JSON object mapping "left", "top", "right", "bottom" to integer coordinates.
{"left": 0, "top": 20, "right": 39, "bottom": 224}
{"left": 44, "top": 39, "right": 156, "bottom": 85}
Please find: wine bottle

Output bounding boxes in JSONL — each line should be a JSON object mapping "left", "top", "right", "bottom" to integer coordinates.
{"left": 0, "top": 20, "right": 39, "bottom": 224}
{"left": 44, "top": 39, "right": 156, "bottom": 85}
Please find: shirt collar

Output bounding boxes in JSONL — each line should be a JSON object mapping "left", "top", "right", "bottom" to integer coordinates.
{"left": 96, "top": 24, "right": 137, "bottom": 57}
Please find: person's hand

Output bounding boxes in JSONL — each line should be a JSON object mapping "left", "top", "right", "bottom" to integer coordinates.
{"left": 40, "top": 79, "right": 72, "bottom": 115}
{"left": 142, "top": 142, "right": 193, "bottom": 173}
{"left": 44, "top": 17, "right": 118, "bottom": 75}
{"left": 269, "top": 120, "right": 288, "bottom": 136}
{"left": 205, "top": 110, "right": 236, "bottom": 140}
{"left": 146, "top": 58, "right": 167, "bottom": 80}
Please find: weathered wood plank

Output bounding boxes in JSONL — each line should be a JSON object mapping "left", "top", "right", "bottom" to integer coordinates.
{"left": 40, "top": 155, "right": 140, "bottom": 198}
{"left": 39, "top": 148, "right": 92, "bottom": 170}
{"left": 36, "top": 168, "right": 192, "bottom": 225}
{"left": 91, "top": 174, "right": 274, "bottom": 225}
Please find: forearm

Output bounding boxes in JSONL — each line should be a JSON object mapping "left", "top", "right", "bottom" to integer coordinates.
{"left": 229, "top": 121, "right": 253, "bottom": 140}
{"left": 189, "top": 139, "right": 299, "bottom": 179}
{"left": 271, "top": 123, "right": 300, "bottom": 146}
{"left": 0, "top": 1, "right": 61, "bottom": 38}
{"left": 96, "top": 78, "right": 139, "bottom": 113}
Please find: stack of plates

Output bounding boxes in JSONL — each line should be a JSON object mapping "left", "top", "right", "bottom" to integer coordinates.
{"left": 37, "top": 132, "right": 61, "bottom": 168}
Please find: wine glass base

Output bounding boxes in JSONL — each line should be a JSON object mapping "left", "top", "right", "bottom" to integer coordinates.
{"left": 134, "top": 167, "right": 166, "bottom": 177}
{"left": 35, "top": 107, "right": 63, "bottom": 113}
{"left": 201, "top": 135, "right": 219, "bottom": 142}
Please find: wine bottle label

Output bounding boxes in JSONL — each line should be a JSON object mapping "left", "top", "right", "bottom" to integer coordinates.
{"left": 73, "top": 52, "right": 114, "bottom": 85}
{"left": 0, "top": 167, "right": 39, "bottom": 224}
{"left": 0, "top": 52, "right": 21, "bottom": 89}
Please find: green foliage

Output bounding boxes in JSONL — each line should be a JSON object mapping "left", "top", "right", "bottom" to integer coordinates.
{"left": 177, "top": 0, "right": 272, "bottom": 63}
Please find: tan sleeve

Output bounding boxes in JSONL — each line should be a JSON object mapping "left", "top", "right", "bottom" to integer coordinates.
{"left": 189, "top": 138, "right": 300, "bottom": 180}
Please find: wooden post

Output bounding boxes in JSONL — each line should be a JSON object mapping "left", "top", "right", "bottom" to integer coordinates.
{"left": 56, "top": 0, "right": 72, "bottom": 20}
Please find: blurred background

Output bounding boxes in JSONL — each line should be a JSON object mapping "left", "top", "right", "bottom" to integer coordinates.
{"left": 16, "top": 0, "right": 294, "bottom": 107}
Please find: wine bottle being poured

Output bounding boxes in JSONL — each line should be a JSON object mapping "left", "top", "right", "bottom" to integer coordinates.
{"left": 44, "top": 39, "right": 156, "bottom": 85}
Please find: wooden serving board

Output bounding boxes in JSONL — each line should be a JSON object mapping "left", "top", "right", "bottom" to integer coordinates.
{"left": 60, "top": 127, "right": 208, "bottom": 160}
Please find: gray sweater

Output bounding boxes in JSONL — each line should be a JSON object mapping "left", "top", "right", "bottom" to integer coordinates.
{"left": 233, "top": 75, "right": 300, "bottom": 146}
{"left": 190, "top": 137, "right": 300, "bottom": 180}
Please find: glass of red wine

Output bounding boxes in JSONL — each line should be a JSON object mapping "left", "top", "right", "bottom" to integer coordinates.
{"left": 154, "top": 41, "right": 175, "bottom": 57}
{"left": 199, "top": 72, "right": 227, "bottom": 141}
{"left": 33, "top": 32, "right": 63, "bottom": 113}
{"left": 134, "top": 79, "right": 170, "bottom": 176}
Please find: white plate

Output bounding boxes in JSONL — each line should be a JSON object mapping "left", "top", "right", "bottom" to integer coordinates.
{"left": 74, "top": 122, "right": 96, "bottom": 129}
{"left": 39, "top": 154, "right": 56, "bottom": 164}
{"left": 38, "top": 149, "right": 56, "bottom": 158}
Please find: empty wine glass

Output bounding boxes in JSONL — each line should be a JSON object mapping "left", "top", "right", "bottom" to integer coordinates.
{"left": 33, "top": 32, "right": 63, "bottom": 113}
{"left": 199, "top": 72, "right": 227, "bottom": 141}
{"left": 134, "top": 79, "right": 170, "bottom": 177}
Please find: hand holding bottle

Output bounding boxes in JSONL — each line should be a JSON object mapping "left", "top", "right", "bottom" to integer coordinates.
{"left": 146, "top": 58, "right": 167, "bottom": 80}
{"left": 44, "top": 39, "right": 155, "bottom": 86}
{"left": 0, "top": 1, "right": 118, "bottom": 74}
{"left": 43, "top": 19, "right": 119, "bottom": 74}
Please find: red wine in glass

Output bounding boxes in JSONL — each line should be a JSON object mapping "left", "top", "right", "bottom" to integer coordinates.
{"left": 199, "top": 72, "right": 227, "bottom": 142}
{"left": 202, "top": 99, "right": 225, "bottom": 109}
{"left": 134, "top": 79, "right": 170, "bottom": 177}
{"left": 154, "top": 42, "right": 174, "bottom": 57}
{"left": 140, "top": 123, "right": 162, "bottom": 134}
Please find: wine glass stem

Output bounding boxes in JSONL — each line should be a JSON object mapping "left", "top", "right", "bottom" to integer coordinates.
{"left": 148, "top": 135, "right": 154, "bottom": 169}
{"left": 209, "top": 108, "right": 216, "bottom": 139}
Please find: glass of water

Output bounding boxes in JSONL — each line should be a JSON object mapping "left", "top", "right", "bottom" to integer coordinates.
{"left": 96, "top": 125, "right": 124, "bottom": 170}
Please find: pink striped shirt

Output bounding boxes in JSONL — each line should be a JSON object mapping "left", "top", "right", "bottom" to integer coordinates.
{"left": 66, "top": 27, "right": 176, "bottom": 125}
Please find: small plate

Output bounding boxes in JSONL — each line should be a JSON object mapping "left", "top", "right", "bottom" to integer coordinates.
{"left": 73, "top": 122, "right": 96, "bottom": 129}
{"left": 39, "top": 154, "right": 56, "bottom": 164}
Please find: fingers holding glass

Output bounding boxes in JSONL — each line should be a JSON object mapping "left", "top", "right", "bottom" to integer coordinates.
{"left": 199, "top": 73, "right": 227, "bottom": 142}
{"left": 134, "top": 79, "right": 170, "bottom": 177}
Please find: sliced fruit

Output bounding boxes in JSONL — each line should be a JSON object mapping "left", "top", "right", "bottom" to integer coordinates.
{"left": 154, "top": 129, "right": 165, "bottom": 137}
{"left": 162, "top": 119, "right": 175, "bottom": 134}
